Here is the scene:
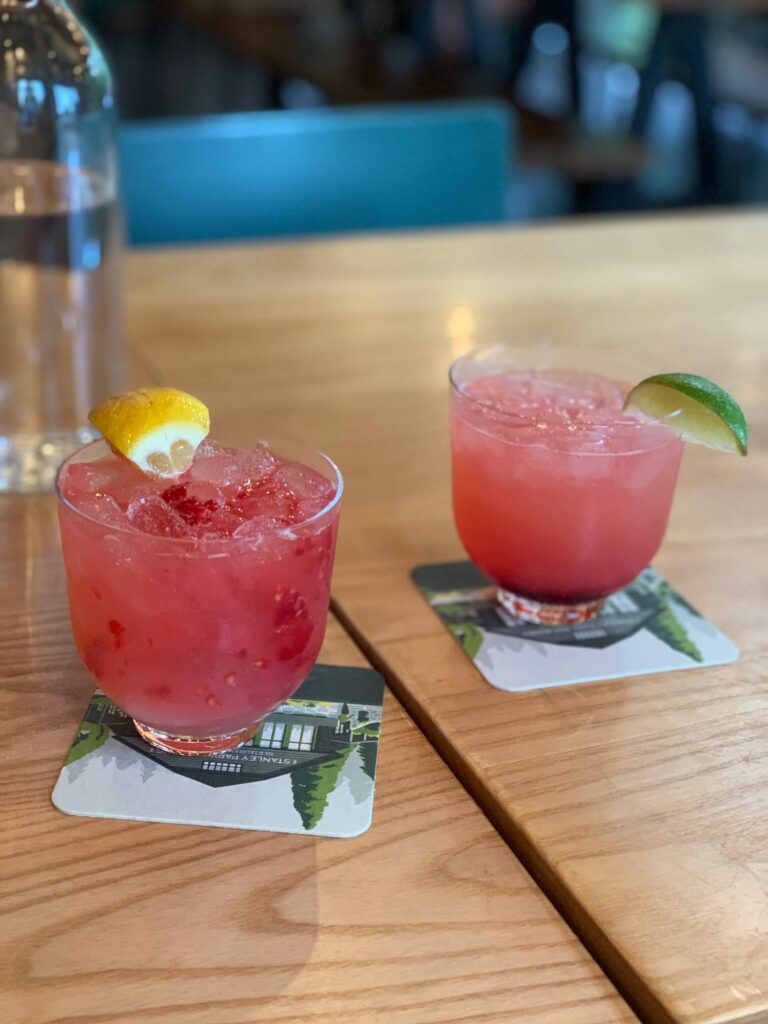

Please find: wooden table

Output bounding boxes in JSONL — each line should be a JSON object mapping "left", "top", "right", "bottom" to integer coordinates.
{"left": 126, "top": 211, "right": 767, "bottom": 1024}
{"left": 1, "top": 507, "right": 634, "bottom": 1016}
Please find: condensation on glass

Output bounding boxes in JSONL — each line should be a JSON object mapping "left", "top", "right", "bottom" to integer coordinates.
{"left": 0, "top": 0, "right": 123, "bottom": 492}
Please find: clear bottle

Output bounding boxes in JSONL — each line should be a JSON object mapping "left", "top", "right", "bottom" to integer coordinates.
{"left": 0, "top": 0, "right": 123, "bottom": 493}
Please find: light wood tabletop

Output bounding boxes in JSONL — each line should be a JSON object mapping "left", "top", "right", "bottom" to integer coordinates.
{"left": 125, "top": 211, "right": 767, "bottom": 1024}
{"left": 1, "top": 497, "right": 635, "bottom": 1022}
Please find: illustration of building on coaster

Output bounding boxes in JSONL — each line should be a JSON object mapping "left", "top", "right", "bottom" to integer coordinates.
{"left": 415, "top": 561, "right": 705, "bottom": 662}
{"left": 63, "top": 665, "right": 384, "bottom": 832}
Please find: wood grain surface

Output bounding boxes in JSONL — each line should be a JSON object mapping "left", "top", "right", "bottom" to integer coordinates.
{"left": 0, "top": 497, "right": 634, "bottom": 1021}
{"left": 124, "top": 212, "right": 767, "bottom": 1024}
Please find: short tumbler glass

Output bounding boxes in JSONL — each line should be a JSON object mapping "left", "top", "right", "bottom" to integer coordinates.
{"left": 56, "top": 439, "right": 342, "bottom": 754}
{"left": 450, "top": 347, "right": 684, "bottom": 624}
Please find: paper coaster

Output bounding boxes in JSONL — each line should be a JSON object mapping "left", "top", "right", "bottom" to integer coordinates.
{"left": 413, "top": 562, "right": 738, "bottom": 692}
{"left": 53, "top": 664, "right": 385, "bottom": 837}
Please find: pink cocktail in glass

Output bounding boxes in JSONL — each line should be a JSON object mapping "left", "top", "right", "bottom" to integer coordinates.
{"left": 450, "top": 349, "right": 683, "bottom": 624}
{"left": 57, "top": 438, "right": 342, "bottom": 754}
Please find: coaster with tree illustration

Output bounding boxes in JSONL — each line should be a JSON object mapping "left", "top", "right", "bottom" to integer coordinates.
{"left": 53, "top": 664, "right": 384, "bottom": 837}
{"left": 413, "top": 562, "right": 738, "bottom": 692}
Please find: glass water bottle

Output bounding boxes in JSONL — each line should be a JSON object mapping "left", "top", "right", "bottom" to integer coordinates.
{"left": 0, "top": 0, "right": 123, "bottom": 493}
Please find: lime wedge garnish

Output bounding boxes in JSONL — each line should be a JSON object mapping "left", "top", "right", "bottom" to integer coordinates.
{"left": 624, "top": 373, "right": 748, "bottom": 456}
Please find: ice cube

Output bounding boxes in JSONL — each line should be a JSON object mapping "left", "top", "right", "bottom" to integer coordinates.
{"left": 63, "top": 457, "right": 123, "bottom": 499}
{"left": 201, "top": 506, "right": 245, "bottom": 538}
{"left": 241, "top": 443, "right": 277, "bottom": 487}
{"left": 61, "top": 463, "right": 93, "bottom": 501}
{"left": 97, "top": 458, "right": 162, "bottom": 508}
{"left": 189, "top": 440, "right": 278, "bottom": 498}
{"left": 86, "top": 456, "right": 127, "bottom": 492}
{"left": 195, "top": 439, "right": 226, "bottom": 459}
{"left": 266, "top": 486, "right": 301, "bottom": 524}
{"left": 76, "top": 494, "right": 126, "bottom": 528}
{"left": 230, "top": 482, "right": 298, "bottom": 525}
{"left": 232, "top": 515, "right": 287, "bottom": 539}
{"left": 112, "top": 478, "right": 163, "bottom": 509}
{"left": 127, "top": 496, "right": 187, "bottom": 538}
{"left": 294, "top": 492, "right": 334, "bottom": 522}
{"left": 274, "top": 459, "right": 332, "bottom": 501}
{"left": 189, "top": 440, "right": 242, "bottom": 487}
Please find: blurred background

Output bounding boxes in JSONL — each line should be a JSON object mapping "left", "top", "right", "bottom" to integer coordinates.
{"left": 71, "top": 0, "right": 768, "bottom": 222}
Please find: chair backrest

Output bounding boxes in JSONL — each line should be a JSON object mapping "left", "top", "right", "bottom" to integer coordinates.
{"left": 118, "top": 102, "right": 513, "bottom": 245}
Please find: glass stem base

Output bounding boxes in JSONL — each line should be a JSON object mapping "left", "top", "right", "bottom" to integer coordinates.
{"left": 497, "top": 588, "right": 605, "bottom": 625}
{"left": 133, "top": 718, "right": 262, "bottom": 756}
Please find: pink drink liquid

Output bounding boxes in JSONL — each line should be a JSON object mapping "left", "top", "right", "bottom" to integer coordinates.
{"left": 58, "top": 440, "right": 341, "bottom": 740}
{"left": 451, "top": 369, "right": 683, "bottom": 603}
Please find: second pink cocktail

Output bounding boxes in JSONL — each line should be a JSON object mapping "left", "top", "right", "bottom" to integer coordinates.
{"left": 451, "top": 353, "right": 683, "bottom": 623}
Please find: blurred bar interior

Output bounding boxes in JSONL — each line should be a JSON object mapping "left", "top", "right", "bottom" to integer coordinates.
{"left": 73, "top": 0, "right": 768, "bottom": 223}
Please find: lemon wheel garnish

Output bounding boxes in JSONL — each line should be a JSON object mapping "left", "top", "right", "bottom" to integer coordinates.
{"left": 89, "top": 387, "right": 210, "bottom": 477}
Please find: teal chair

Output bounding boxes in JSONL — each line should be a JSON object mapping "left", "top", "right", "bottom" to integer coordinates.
{"left": 118, "top": 102, "right": 513, "bottom": 245}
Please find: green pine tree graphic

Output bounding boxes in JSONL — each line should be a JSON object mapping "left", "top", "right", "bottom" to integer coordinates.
{"left": 448, "top": 622, "right": 484, "bottom": 660}
{"left": 66, "top": 721, "right": 110, "bottom": 766}
{"left": 359, "top": 741, "right": 378, "bottom": 782}
{"left": 291, "top": 744, "right": 356, "bottom": 830}
{"left": 646, "top": 597, "right": 704, "bottom": 663}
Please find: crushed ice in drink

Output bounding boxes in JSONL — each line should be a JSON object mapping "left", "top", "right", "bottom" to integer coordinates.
{"left": 76, "top": 493, "right": 125, "bottom": 528}
{"left": 458, "top": 369, "right": 671, "bottom": 452}
{"left": 62, "top": 441, "right": 336, "bottom": 541}
{"left": 127, "top": 496, "right": 187, "bottom": 537}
